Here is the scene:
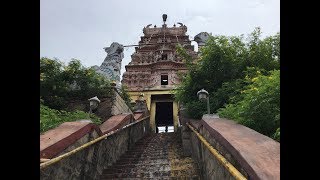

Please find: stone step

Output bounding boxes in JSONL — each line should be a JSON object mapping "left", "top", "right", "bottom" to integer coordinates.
{"left": 112, "top": 156, "right": 194, "bottom": 166}
{"left": 100, "top": 132, "right": 200, "bottom": 179}
{"left": 103, "top": 162, "right": 200, "bottom": 174}
{"left": 126, "top": 149, "right": 169, "bottom": 153}
{"left": 127, "top": 147, "right": 183, "bottom": 153}
{"left": 116, "top": 158, "right": 171, "bottom": 166}
{"left": 100, "top": 176, "right": 200, "bottom": 180}
{"left": 102, "top": 165, "right": 171, "bottom": 174}
{"left": 101, "top": 169, "right": 200, "bottom": 178}
{"left": 121, "top": 152, "right": 169, "bottom": 159}
{"left": 111, "top": 162, "right": 170, "bottom": 169}
{"left": 117, "top": 156, "right": 194, "bottom": 163}
{"left": 100, "top": 171, "right": 170, "bottom": 178}
{"left": 119, "top": 154, "right": 187, "bottom": 161}
{"left": 123, "top": 150, "right": 171, "bottom": 155}
{"left": 132, "top": 144, "right": 179, "bottom": 149}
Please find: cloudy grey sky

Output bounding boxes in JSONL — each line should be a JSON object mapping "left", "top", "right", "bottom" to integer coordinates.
{"left": 41, "top": 0, "right": 279, "bottom": 77}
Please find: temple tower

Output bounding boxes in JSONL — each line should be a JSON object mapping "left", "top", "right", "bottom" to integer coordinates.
{"left": 122, "top": 15, "right": 197, "bottom": 132}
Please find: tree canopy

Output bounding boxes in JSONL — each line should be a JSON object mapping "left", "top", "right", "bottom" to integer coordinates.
{"left": 40, "top": 58, "right": 113, "bottom": 110}
{"left": 175, "top": 27, "right": 280, "bottom": 140}
{"left": 40, "top": 57, "right": 133, "bottom": 133}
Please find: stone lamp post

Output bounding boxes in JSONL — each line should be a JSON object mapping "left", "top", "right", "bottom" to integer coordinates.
{"left": 197, "top": 89, "right": 210, "bottom": 114}
{"left": 88, "top": 96, "right": 101, "bottom": 117}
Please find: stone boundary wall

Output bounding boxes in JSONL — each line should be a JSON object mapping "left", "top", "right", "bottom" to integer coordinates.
{"left": 40, "top": 117, "right": 150, "bottom": 180}
{"left": 99, "top": 113, "right": 134, "bottom": 134}
{"left": 111, "top": 90, "right": 133, "bottom": 116}
{"left": 40, "top": 121, "right": 103, "bottom": 159}
{"left": 66, "top": 89, "right": 132, "bottom": 122}
{"left": 181, "top": 116, "right": 280, "bottom": 180}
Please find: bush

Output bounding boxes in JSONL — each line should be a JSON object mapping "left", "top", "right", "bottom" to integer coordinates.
{"left": 119, "top": 85, "right": 133, "bottom": 110}
{"left": 273, "top": 128, "right": 280, "bottom": 142}
{"left": 175, "top": 28, "right": 280, "bottom": 141}
{"left": 218, "top": 70, "right": 280, "bottom": 138}
{"left": 40, "top": 58, "right": 113, "bottom": 110}
{"left": 40, "top": 104, "right": 101, "bottom": 133}
{"left": 175, "top": 28, "right": 280, "bottom": 118}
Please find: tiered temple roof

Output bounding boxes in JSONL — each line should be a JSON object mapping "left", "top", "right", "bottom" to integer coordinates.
{"left": 121, "top": 17, "right": 197, "bottom": 91}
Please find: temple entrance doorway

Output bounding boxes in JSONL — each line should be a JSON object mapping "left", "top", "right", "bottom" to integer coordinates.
{"left": 155, "top": 102, "right": 174, "bottom": 133}
{"left": 150, "top": 94, "right": 177, "bottom": 133}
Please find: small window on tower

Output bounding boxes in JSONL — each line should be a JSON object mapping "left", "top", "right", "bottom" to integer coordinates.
{"left": 161, "top": 54, "right": 167, "bottom": 60}
{"left": 161, "top": 75, "right": 168, "bottom": 85}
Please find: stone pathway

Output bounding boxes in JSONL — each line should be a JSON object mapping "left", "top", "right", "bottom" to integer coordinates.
{"left": 100, "top": 132, "right": 200, "bottom": 179}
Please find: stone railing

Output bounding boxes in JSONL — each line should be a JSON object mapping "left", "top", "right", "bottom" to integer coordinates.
{"left": 40, "top": 116, "right": 150, "bottom": 180}
{"left": 181, "top": 115, "right": 280, "bottom": 180}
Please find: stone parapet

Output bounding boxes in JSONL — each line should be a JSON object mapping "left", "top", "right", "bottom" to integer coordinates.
{"left": 40, "top": 121, "right": 102, "bottom": 159}
{"left": 40, "top": 117, "right": 151, "bottom": 180}
{"left": 99, "top": 113, "right": 134, "bottom": 134}
{"left": 183, "top": 116, "right": 280, "bottom": 180}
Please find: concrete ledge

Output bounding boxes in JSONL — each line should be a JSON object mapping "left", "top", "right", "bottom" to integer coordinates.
{"left": 196, "top": 116, "right": 280, "bottom": 180}
{"left": 40, "top": 120, "right": 103, "bottom": 159}
{"left": 40, "top": 117, "right": 151, "bottom": 179}
{"left": 99, "top": 113, "right": 134, "bottom": 134}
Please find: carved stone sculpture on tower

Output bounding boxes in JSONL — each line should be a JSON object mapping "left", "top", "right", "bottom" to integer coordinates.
{"left": 93, "top": 42, "right": 124, "bottom": 87}
{"left": 194, "top": 32, "right": 211, "bottom": 47}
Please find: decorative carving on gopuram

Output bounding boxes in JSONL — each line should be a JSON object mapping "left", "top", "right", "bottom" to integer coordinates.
{"left": 194, "top": 32, "right": 211, "bottom": 47}
{"left": 121, "top": 15, "right": 197, "bottom": 92}
{"left": 93, "top": 42, "right": 124, "bottom": 87}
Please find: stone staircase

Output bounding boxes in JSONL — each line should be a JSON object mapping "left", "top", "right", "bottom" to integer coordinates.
{"left": 100, "top": 132, "right": 200, "bottom": 179}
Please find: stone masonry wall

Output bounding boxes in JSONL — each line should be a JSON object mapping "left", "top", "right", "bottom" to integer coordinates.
{"left": 180, "top": 118, "right": 247, "bottom": 180}
{"left": 66, "top": 89, "right": 132, "bottom": 122}
{"left": 40, "top": 118, "right": 150, "bottom": 180}
{"left": 189, "top": 130, "right": 240, "bottom": 180}
{"left": 60, "top": 130, "right": 100, "bottom": 156}
{"left": 181, "top": 116, "right": 279, "bottom": 180}
{"left": 199, "top": 125, "right": 248, "bottom": 179}
{"left": 111, "top": 90, "right": 132, "bottom": 116}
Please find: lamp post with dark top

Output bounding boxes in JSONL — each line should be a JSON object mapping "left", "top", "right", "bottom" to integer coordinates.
{"left": 197, "top": 89, "right": 210, "bottom": 114}
{"left": 88, "top": 96, "right": 100, "bottom": 118}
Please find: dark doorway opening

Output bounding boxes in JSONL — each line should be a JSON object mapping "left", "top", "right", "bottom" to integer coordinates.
{"left": 155, "top": 102, "right": 173, "bottom": 133}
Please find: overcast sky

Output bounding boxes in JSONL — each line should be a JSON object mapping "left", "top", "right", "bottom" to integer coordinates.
{"left": 40, "top": 0, "right": 279, "bottom": 77}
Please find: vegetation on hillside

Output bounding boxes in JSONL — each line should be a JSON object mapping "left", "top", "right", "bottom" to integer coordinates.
{"left": 175, "top": 27, "right": 280, "bottom": 141}
{"left": 40, "top": 58, "right": 113, "bottom": 110}
{"left": 40, "top": 104, "right": 101, "bottom": 133}
{"left": 218, "top": 70, "right": 280, "bottom": 138}
{"left": 119, "top": 85, "right": 133, "bottom": 110}
{"left": 40, "top": 57, "right": 132, "bottom": 132}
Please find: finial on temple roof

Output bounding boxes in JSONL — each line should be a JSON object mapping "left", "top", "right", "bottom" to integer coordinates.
{"left": 162, "top": 14, "right": 167, "bottom": 24}
{"left": 177, "top": 22, "right": 184, "bottom": 27}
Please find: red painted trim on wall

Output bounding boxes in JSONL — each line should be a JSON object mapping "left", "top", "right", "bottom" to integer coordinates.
{"left": 40, "top": 122, "right": 102, "bottom": 159}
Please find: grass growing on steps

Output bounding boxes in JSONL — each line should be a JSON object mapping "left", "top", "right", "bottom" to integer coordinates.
{"left": 40, "top": 104, "right": 101, "bottom": 133}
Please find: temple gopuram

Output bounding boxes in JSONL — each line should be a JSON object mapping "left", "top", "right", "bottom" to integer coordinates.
{"left": 121, "top": 14, "right": 199, "bottom": 132}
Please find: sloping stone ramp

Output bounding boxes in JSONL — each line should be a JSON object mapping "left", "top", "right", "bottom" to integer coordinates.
{"left": 100, "top": 132, "right": 200, "bottom": 179}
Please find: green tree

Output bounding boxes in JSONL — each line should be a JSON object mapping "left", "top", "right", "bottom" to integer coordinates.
{"left": 174, "top": 28, "right": 280, "bottom": 140}
{"left": 119, "top": 85, "right": 133, "bottom": 110}
{"left": 40, "top": 57, "right": 113, "bottom": 110}
{"left": 175, "top": 28, "right": 280, "bottom": 119}
{"left": 218, "top": 70, "right": 280, "bottom": 138}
